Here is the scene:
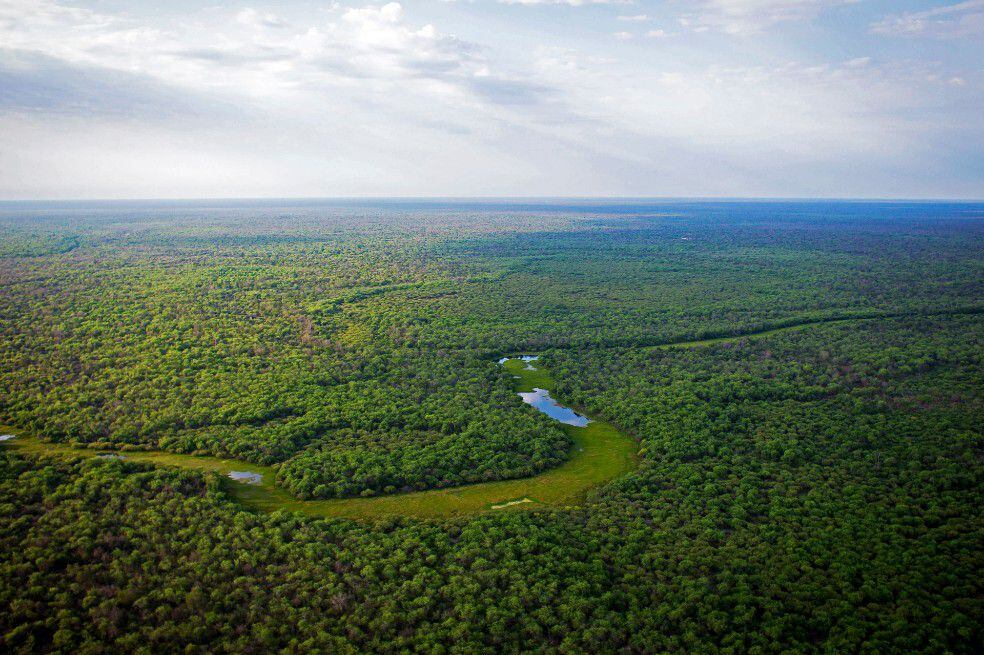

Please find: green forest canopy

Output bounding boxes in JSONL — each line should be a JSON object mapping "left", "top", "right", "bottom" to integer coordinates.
{"left": 0, "top": 200, "right": 980, "bottom": 653}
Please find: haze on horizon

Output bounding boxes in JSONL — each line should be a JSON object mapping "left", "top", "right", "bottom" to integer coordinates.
{"left": 0, "top": 0, "right": 982, "bottom": 200}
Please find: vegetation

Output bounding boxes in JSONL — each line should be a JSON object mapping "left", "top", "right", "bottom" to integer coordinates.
{"left": 2, "top": 355, "right": 638, "bottom": 519}
{"left": 0, "top": 200, "right": 981, "bottom": 652}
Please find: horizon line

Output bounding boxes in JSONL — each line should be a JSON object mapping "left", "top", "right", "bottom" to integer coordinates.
{"left": 1, "top": 195, "right": 983, "bottom": 205}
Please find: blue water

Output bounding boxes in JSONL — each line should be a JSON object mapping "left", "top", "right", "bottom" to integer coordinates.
{"left": 518, "top": 388, "right": 590, "bottom": 428}
{"left": 499, "top": 355, "right": 539, "bottom": 368}
{"left": 501, "top": 356, "right": 590, "bottom": 427}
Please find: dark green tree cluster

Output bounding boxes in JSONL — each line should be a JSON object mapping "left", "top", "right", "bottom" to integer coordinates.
{"left": 276, "top": 415, "right": 569, "bottom": 498}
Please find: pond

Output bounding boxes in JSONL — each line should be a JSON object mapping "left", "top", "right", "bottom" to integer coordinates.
{"left": 518, "top": 388, "right": 591, "bottom": 427}
{"left": 0, "top": 435, "right": 16, "bottom": 442}
{"left": 229, "top": 471, "right": 263, "bottom": 485}
{"left": 499, "top": 355, "right": 539, "bottom": 369}
{"left": 501, "top": 356, "right": 590, "bottom": 427}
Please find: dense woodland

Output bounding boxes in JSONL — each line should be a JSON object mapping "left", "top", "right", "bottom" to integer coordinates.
{"left": 0, "top": 200, "right": 981, "bottom": 652}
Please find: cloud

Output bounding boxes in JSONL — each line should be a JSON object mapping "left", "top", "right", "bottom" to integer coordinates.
{"left": 0, "top": 0, "right": 547, "bottom": 109}
{"left": 498, "top": 0, "right": 629, "bottom": 5}
{"left": 612, "top": 31, "right": 633, "bottom": 40}
{"left": 0, "top": 0, "right": 979, "bottom": 199}
{"left": 617, "top": 14, "right": 650, "bottom": 22}
{"left": 870, "top": 0, "right": 984, "bottom": 39}
{"left": 236, "top": 7, "right": 288, "bottom": 29}
{"left": 534, "top": 47, "right": 981, "bottom": 165}
{"left": 679, "top": 0, "right": 855, "bottom": 34}
{"left": 467, "top": 75, "right": 552, "bottom": 104}
{"left": 0, "top": 0, "right": 583, "bottom": 198}
{"left": 0, "top": 50, "right": 237, "bottom": 120}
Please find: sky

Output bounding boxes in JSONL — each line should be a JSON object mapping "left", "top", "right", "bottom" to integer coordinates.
{"left": 0, "top": 0, "right": 981, "bottom": 199}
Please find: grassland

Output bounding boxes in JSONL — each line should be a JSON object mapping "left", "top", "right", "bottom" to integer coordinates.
{"left": 1, "top": 356, "right": 639, "bottom": 520}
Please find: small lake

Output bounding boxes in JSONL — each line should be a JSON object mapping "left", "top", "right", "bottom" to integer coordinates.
{"left": 229, "top": 471, "right": 263, "bottom": 485}
{"left": 518, "top": 388, "right": 591, "bottom": 427}
{"left": 499, "top": 355, "right": 539, "bottom": 369}
{"left": 502, "top": 356, "right": 590, "bottom": 427}
{"left": 0, "top": 435, "right": 16, "bottom": 442}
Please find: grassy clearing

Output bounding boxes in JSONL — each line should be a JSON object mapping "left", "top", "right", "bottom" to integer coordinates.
{"left": 644, "top": 307, "right": 982, "bottom": 351}
{"left": 0, "top": 357, "right": 639, "bottom": 520}
{"left": 503, "top": 357, "right": 553, "bottom": 390}
{"left": 648, "top": 317, "right": 864, "bottom": 350}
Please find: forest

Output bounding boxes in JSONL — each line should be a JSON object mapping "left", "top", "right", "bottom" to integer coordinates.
{"left": 0, "top": 199, "right": 981, "bottom": 653}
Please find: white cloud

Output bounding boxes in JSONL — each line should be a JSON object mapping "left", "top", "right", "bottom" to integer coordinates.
{"left": 236, "top": 7, "right": 288, "bottom": 29}
{"left": 680, "top": 0, "right": 855, "bottom": 34}
{"left": 533, "top": 48, "right": 980, "bottom": 175}
{"left": 498, "top": 0, "right": 629, "bottom": 5}
{"left": 613, "top": 31, "right": 633, "bottom": 40}
{"left": 0, "top": 0, "right": 979, "bottom": 198}
{"left": 617, "top": 14, "right": 649, "bottom": 21}
{"left": 870, "top": 0, "right": 984, "bottom": 39}
{"left": 0, "top": 0, "right": 542, "bottom": 107}
{"left": 0, "top": 0, "right": 591, "bottom": 198}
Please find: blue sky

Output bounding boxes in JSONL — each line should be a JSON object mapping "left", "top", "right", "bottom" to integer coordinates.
{"left": 0, "top": 0, "right": 981, "bottom": 199}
